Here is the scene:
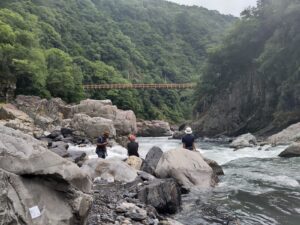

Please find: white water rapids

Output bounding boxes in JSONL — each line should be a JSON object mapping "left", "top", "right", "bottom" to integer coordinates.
{"left": 69, "top": 137, "right": 300, "bottom": 225}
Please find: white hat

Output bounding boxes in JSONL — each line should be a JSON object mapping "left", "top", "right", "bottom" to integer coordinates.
{"left": 185, "top": 127, "right": 192, "bottom": 134}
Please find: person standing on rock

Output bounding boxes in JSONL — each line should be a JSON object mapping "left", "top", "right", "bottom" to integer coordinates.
{"left": 96, "top": 131, "right": 110, "bottom": 159}
{"left": 127, "top": 134, "right": 139, "bottom": 157}
{"left": 182, "top": 127, "right": 196, "bottom": 151}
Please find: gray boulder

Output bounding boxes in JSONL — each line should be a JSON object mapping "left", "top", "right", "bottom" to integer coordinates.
{"left": 49, "top": 141, "right": 69, "bottom": 158}
{"left": 268, "top": 122, "right": 300, "bottom": 145}
{"left": 141, "top": 146, "right": 163, "bottom": 175}
{"left": 204, "top": 158, "right": 224, "bottom": 176}
{"left": 279, "top": 143, "right": 300, "bottom": 158}
{"left": 70, "top": 99, "right": 137, "bottom": 136}
{"left": 172, "top": 130, "right": 185, "bottom": 139}
{"left": 0, "top": 125, "right": 93, "bottom": 225}
{"left": 155, "top": 149, "right": 215, "bottom": 190}
{"left": 0, "top": 169, "right": 92, "bottom": 225}
{"left": 137, "top": 178, "right": 181, "bottom": 214}
{"left": 230, "top": 133, "right": 257, "bottom": 149}
{"left": 0, "top": 125, "right": 92, "bottom": 193}
{"left": 70, "top": 113, "right": 116, "bottom": 139}
{"left": 82, "top": 158, "right": 138, "bottom": 183}
{"left": 137, "top": 120, "right": 172, "bottom": 137}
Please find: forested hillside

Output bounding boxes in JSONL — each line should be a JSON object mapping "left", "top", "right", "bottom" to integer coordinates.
{"left": 194, "top": 0, "right": 300, "bottom": 136}
{"left": 0, "top": 0, "right": 235, "bottom": 122}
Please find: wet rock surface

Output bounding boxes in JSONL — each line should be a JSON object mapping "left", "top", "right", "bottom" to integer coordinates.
{"left": 141, "top": 146, "right": 163, "bottom": 175}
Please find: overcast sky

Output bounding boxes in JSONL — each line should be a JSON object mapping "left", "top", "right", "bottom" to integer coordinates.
{"left": 167, "top": 0, "right": 257, "bottom": 16}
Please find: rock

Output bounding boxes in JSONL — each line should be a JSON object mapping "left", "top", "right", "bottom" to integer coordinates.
{"left": 0, "top": 169, "right": 93, "bottom": 225}
{"left": 15, "top": 95, "right": 71, "bottom": 122}
{"left": 47, "top": 130, "right": 62, "bottom": 139}
{"left": 49, "top": 141, "right": 70, "bottom": 158}
{"left": 61, "top": 127, "right": 73, "bottom": 137}
{"left": 203, "top": 158, "right": 224, "bottom": 176}
{"left": 0, "top": 125, "right": 93, "bottom": 225}
{"left": 82, "top": 158, "right": 138, "bottom": 183}
{"left": 229, "top": 133, "right": 257, "bottom": 149}
{"left": 172, "top": 130, "right": 185, "bottom": 139}
{"left": 159, "top": 218, "right": 184, "bottom": 225}
{"left": 137, "top": 179, "right": 181, "bottom": 214}
{"left": 70, "top": 113, "right": 116, "bottom": 139}
{"left": 141, "top": 146, "right": 163, "bottom": 175}
{"left": 137, "top": 120, "right": 172, "bottom": 137}
{"left": 279, "top": 143, "right": 300, "bottom": 158}
{"left": 0, "top": 125, "right": 92, "bottom": 193}
{"left": 155, "top": 149, "right": 215, "bottom": 190}
{"left": 268, "top": 122, "right": 300, "bottom": 145}
{"left": 70, "top": 99, "right": 137, "bottom": 136}
{"left": 0, "top": 103, "right": 30, "bottom": 121}
{"left": 126, "top": 156, "right": 143, "bottom": 170}
{"left": 137, "top": 171, "right": 156, "bottom": 181}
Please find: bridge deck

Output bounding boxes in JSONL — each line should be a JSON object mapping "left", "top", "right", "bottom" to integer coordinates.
{"left": 83, "top": 83, "right": 196, "bottom": 90}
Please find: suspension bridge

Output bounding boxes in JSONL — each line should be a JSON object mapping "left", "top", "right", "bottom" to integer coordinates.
{"left": 83, "top": 83, "right": 196, "bottom": 90}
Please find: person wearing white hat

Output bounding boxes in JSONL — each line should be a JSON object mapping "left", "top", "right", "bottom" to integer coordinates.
{"left": 182, "top": 127, "right": 196, "bottom": 151}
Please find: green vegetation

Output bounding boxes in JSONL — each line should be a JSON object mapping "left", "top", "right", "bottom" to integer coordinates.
{"left": 195, "top": 0, "right": 300, "bottom": 132}
{"left": 0, "top": 0, "right": 235, "bottom": 122}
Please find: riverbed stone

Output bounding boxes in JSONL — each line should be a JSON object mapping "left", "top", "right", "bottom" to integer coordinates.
{"left": 268, "top": 122, "right": 300, "bottom": 145}
{"left": 82, "top": 158, "right": 138, "bottom": 183}
{"left": 141, "top": 146, "right": 163, "bottom": 175}
{"left": 204, "top": 158, "right": 224, "bottom": 176}
{"left": 155, "top": 149, "right": 214, "bottom": 190}
{"left": 137, "top": 120, "right": 172, "bottom": 137}
{"left": 279, "top": 143, "right": 300, "bottom": 158}
{"left": 229, "top": 133, "right": 257, "bottom": 149}
{"left": 70, "top": 113, "right": 116, "bottom": 139}
{"left": 126, "top": 156, "right": 143, "bottom": 170}
{"left": 137, "top": 178, "right": 181, "bottom": 214}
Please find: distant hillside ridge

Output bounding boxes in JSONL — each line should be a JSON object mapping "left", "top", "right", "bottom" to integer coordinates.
{"left": 0, "top": 0, "right": 235, "bottom": 122}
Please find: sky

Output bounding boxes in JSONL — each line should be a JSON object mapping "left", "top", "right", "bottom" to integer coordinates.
{"left": 167, "top": 0, "right": 257, "bottom": 16}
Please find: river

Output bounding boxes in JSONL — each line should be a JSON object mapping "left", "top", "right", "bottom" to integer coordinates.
{"left": 69, "top": 137, "right": 300, "bottom": 225}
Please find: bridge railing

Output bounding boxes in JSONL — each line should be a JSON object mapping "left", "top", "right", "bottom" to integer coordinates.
{"left": 83, "top": 83, "right": 196, "bottom": 90}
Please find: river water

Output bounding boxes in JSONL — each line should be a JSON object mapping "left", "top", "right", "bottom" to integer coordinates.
{"left": 69, "top": 137, "right": 300, "bottom": 225}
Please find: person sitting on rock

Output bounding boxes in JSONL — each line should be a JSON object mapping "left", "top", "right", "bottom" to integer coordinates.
{"left": 182, "top": 127, "right": 196, "bottom": 151}
{"left": 96, "top": 131, "right": 110, "bottom": 159}
{"left": 127, "top": 134, "right": 139, "bottom": 157}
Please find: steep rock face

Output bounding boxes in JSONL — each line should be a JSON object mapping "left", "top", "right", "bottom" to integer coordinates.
{"left": 194, "top": 74, "right": 274, "bottom": 137}
{"left": 0, "top": 125, "right": 93, "bottom": 225}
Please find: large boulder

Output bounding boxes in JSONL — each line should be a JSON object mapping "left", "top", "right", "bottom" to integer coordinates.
{"left": 49, "top": 141, "right": 69, "bottom": 158}
{"left": 0, "top": 169, "right": 92, "bottom": 225}
{"left": 0, "top": 125, "right": 92, "bottom": 193}
{"left": 82, "top": 158, "right": 138, "bottom": 183}
{"left": 204, "top": 158, "right": 224, "bottom": 176}
{"left": 0, "top": 104, "right": 44, "bottom": 136}
{"left": 137, "top": 178, "right": 181, "bottom": 214}
{"left": 141, "top": 146, "right": 163, "bottom": 175}
{"left": 70, "top": 99, "right": 137, "bottom": 136}
{"left": 70, "top": 113, "right": 116, "bottom": 139}
{"left": 278, "top": 143, "right": 300, "bottom": 158}
{"left": 126, "top": 156, "right": 143, "bottom": 170}
{"left": 172, "top": 130, "right": 185, "bottom": 140}
{"left": 137, "top": 120, "right": 172, "bottom": 137}
{"left": 268, "top": 122, "right": 300, "bottom": 145}
{"left": 155, "top": 149, "right": 215, "bottom": 190}
{"left": 229, "top": 133, "right": 257, "bottom": 149}
{"left": 0, "top": 125, "right": 93, "bottom": 225}
{"left": 15, "top": 95, "right": 71, "bottom": 122}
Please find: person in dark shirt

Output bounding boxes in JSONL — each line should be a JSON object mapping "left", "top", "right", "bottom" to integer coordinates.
{"left": 96, "top": 131, "right": 110, "bottom": 159}
{"left": 127, "top": 134, "right": 139, "bottom": 157}
{"left": 182, "top": 127, "right": 196, "bottom": 151}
